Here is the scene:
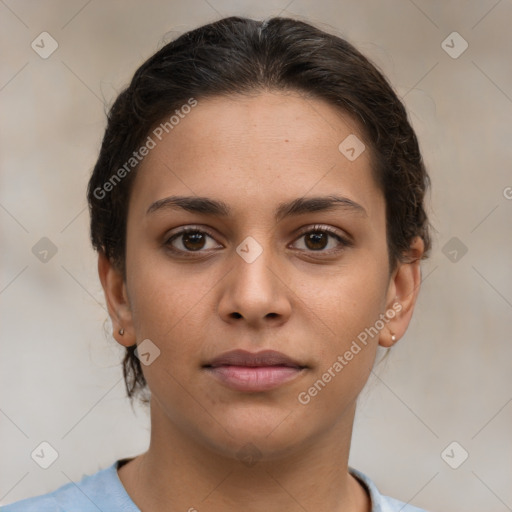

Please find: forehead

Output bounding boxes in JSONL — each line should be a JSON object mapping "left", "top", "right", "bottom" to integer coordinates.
{"left": 129, "top": 91, "right": 383, "bottom": 220}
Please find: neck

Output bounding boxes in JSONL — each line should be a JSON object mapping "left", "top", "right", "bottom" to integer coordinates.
{"left": 118, "top": 399, "right": 370, "bottom": 512}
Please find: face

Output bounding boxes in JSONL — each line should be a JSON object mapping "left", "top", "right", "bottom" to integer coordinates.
{"left": 100, "top": 91, "right": 422, "bottom": 460}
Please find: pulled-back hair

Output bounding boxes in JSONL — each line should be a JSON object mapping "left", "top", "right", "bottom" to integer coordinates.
{"left": 87, "top": 16, "right": 431, "bottom": 401}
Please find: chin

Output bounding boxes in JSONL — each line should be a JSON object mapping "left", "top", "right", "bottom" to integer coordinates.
{"left": 197, "top": 405, "right": 311, "bottom": 461}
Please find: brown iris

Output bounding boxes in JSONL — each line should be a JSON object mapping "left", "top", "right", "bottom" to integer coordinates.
{"left": 304, "top": 232, "right": 329, "bottom": 251}
{"left": 182, "top": 231, "right": 206, "bottom": 251}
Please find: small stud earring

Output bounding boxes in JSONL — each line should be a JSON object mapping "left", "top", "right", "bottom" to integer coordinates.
{"left": 118, "top": 328, "right": 125, "bottom": 336}
{"left": 391, "top": 333, "right": 396, "bottom": 342}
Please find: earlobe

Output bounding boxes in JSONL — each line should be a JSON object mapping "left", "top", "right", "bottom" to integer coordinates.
{"left": 97, "top": 252, "right": 135, "bottom": 347}
{"left": 379, "top": 237, "right": 425, "bottom": 348}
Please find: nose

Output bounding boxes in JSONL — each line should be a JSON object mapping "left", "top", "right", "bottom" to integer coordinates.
{"left": 217, "top": 238, "right": 292, "bottom": 328}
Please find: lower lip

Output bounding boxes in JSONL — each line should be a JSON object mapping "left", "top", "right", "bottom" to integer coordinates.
{"left": 205, "top": 365, "right": 304, "bottom": 392}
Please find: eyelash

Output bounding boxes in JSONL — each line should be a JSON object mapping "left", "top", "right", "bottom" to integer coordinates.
{"left": 164, "top": 224, "right": 351, "bottom": 257}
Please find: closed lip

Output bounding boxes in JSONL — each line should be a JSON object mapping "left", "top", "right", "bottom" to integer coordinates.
{"left": 203, "top": 349, "right": 307, "bottom": 369}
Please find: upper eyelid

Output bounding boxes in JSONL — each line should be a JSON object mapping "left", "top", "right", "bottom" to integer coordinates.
{"left": 166, "top": 225, "right": 217, "bottom": 240}
{"left": 295, "top": 224, "right": 341, "bottom": 235}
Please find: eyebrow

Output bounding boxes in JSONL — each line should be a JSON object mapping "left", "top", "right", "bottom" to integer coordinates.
{"left": 146, "top": 194, "right": 367, "bottom": 221}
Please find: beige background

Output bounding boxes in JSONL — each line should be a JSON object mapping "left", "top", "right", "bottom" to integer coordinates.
{"left": 1, "top": 1, "right": 511, "bottom": 511}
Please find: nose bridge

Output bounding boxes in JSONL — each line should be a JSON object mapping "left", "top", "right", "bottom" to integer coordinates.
{"left": 218, "top": 230, "right": 291, "bottom": 324}
{"left": 233, "top": 232, "right": 278, "bottom": 296}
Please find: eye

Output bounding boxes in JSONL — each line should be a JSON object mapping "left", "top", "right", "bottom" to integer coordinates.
{"left": 164, "top": 224, "right": 351, "bottom": 257}
{"left": 291, "top": 225, "right": 351, "bottom": 253}
{"left": 164, "top": 227, "right": 221, "bottom": 255}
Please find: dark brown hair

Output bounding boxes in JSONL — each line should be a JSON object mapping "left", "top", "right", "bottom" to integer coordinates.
{"left": 87, "top": 16, "right": 431, "bottom": 401}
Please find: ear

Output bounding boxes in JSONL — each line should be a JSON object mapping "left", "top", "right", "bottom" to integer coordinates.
{"left": 98, "top": 251, "right": 135, "bottom": 348}
{"left": 379, "top": 237, "right": 425, "bottom": 348}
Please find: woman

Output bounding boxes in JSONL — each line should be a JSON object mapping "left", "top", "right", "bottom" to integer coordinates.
{"left": 3, "top": 16, "right": 432, "bottom": 511}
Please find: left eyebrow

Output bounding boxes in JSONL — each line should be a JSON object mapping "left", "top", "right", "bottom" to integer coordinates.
{"left": 146, "top": 194, "right": 368, "bottom": 221}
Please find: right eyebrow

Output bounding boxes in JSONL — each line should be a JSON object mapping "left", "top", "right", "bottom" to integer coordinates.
{"left": 146, "top": 194, "right": 368, "bottom": 221}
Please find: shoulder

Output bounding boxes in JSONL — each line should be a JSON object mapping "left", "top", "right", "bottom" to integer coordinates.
{"left": 1, "top": 491, "right": 61, "bottom": 512}
{"left": 380, "top": 495, "right": 430, "bottom": 512}
{"left": 1, "top": 461, "right": 138, "bottom": 512}
{"left": 349, "top": 466, "right": 431, "bottom": 512}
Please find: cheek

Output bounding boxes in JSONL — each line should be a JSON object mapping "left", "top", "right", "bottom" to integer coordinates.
{"left": 295, "top": 256, "right": 388, "bottom": 393}
{"left": 126, "top": 235, "right": 205, "bottom": 332}
{"left": 125, "top": 267, "right": 209, "bottom": 409}
{"left": 128, "top": 269, "right": 210, "bottom": 346}
{"left": 125, "top": 246, "right": 223, "bottom": 386}
{"left": 298, "top": 255, "right": 389, "bottom": 340}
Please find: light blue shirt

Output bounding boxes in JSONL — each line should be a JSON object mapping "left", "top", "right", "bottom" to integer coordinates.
{"left": 1, "top": 459, "right": 429, "bottom": 511}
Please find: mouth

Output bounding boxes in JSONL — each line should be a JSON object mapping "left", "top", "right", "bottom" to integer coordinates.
{"left": 203, "top": 349, "right": 308, "bottom": 392}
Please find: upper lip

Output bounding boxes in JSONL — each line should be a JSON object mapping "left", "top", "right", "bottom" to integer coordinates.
{"left": 204, "top": 349, "right": 306, "bottom": 369}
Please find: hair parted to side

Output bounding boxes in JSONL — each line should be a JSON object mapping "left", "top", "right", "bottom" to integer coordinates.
{"left": 87, "top": 16, "right": 432, "bottom": 402}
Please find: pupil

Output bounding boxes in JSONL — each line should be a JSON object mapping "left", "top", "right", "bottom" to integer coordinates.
{"left": 184, "top": 232, "right": 205, "bottom": 250}
{"left": 306, "top": 232, "right": 327, "bottom": 250}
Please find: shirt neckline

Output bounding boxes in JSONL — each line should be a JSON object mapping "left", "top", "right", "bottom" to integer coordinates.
{"left": 111, "top": 458, "right": 379, "bottom": 511}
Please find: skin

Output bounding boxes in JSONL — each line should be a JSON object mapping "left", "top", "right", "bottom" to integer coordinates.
{"left": 99, "top": 91, "right": 424, "bottom": 512}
